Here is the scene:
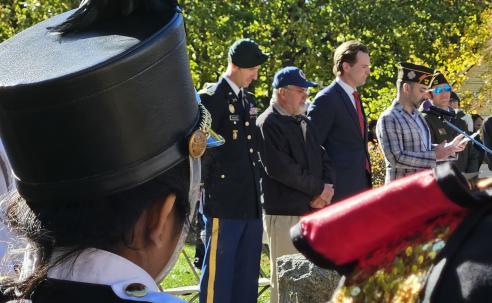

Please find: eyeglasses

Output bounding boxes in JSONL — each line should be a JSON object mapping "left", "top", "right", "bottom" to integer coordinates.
{"left": 429, "top": 84, "right": 452, "bottom": 94}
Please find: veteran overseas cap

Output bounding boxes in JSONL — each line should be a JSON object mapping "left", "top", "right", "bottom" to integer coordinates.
{"left": 431, "top": 70, "right": 450, "bottom": 87}
{"left": 228, "top": 38, "right": 269, "bottom": 68}
{"left": 397, "top": 62, "right": 435, "bottom": 87}
{"left": 0, "top": 2, "right": 220, "bottom": 201}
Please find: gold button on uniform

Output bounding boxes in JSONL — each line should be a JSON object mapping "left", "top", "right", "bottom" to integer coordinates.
{"left": 245, "top": 121, "right": 250, "bottom": 126}
{"left": 220, "top": 175, "right": 225, "bottom": 179}
{"left": 247, "top": 135, "right": 252, "bottom": 140}
{"left": 249, "top": 148, "right": 254, "bottom": 153}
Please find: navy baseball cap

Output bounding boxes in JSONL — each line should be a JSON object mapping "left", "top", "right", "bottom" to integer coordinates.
{"left": 272, "top": 66, "right": 318, "bottom": 88}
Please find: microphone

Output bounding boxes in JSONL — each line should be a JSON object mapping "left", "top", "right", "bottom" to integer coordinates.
{"left": 422, "top": 100, "right": 456, "bottom": 118}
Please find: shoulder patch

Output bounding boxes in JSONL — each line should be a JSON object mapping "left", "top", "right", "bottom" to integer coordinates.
{"left": 198, "top": 82, "right": 218, "bottom": 96}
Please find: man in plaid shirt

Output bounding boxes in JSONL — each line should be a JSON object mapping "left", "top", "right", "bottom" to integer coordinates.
{"left": 376, "top": 62, "right": 466, "bottom": 183}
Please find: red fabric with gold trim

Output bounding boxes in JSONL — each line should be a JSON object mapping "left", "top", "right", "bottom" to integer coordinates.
{"left": 292, "top": 167, "right": 470, "bottom": 271}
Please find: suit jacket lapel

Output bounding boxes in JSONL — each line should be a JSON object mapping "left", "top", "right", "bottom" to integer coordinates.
{"left": 334, "top": 82, "right": 363, "bottom": 139}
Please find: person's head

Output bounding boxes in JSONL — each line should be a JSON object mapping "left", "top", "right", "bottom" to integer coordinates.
{"left": 0, "top": 2, "right": 221, "bottom": 298}
{"left": 472, "top": 114, "right": 484, "bottom": 132}
{"left": 368, "top": 120, "right": 378, "bottom": 143}
{"left": 428, "top": 72, "right": 452, "bottom": 109}
{"left": 333, "top": 40, "right": 370, "bottom": 88}
{"left": 7, "top": 160, "right": 191, "bottom": 281}
{"left": 449, "top": 91, "right": 461, "bottom": 110}
{"left": 396, "top": 62, "right": 434, "bottom": 108}
{"left": 271, "top": 66, "right": 317, "bottom": 115}
{"left": 226, "top": 38, "right": 268, "bottom": 88}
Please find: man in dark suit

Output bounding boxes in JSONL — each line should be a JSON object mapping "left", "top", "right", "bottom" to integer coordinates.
{"left": 307, "top": 40, "right": 372, "bottom": 201}
{"left": 199, "top": 38, "right": 268, "bottom": 303}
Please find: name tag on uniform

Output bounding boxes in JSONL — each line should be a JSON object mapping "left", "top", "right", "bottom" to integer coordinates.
{"left": 438, "top": 128, "right": 447, "bottom": 135}
{"left": 229, "top": 114, "right": 240, "bottom": 121}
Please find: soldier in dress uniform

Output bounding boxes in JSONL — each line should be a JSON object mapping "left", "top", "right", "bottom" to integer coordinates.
{"left": 198, "top": 38, "right": 268, "bottom": 303}
{"left": 0, "top": 1, "right": 222, "bottom": 302}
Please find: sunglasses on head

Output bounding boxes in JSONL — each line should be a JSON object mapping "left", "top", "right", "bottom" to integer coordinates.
{"left": 430, "top": 84, "right": 452, "bottom": 94}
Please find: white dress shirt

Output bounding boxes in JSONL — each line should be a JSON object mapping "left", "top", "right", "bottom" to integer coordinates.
{"left": 223, "top": 75, "right": 242, "bottom": 97}
{"left": 336, "top": 77, "right": 357, "bottom": 109}
{"left": 47, "top": 248, "right": 183, "bottom": 302}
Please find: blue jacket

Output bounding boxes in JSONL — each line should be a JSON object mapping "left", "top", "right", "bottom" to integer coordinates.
{"left": 307, "top": 81, "right": 371, "bottom": 201}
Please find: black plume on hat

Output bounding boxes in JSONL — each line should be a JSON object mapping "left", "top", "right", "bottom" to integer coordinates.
{"left": 0, "top": 4, "right": 199, "bottom": 201}
{"left": 228, "top": 38, "right": 269, "bottom": 68}
{"left": 49, "top": 0, "right": 179, "bottom": 34}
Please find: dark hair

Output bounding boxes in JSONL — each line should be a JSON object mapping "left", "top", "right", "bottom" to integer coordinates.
{"left": 0, "top": 159, "right": 190, "bottom": 299}
{"left": 396, "top": 79, "right": 416, "bottom": 91}
{"left": 368, "top": 120, "right": 378, "bottom": 143}
{"left": 450, "top": 91, "right": 460, "bottom": 105}
{"left": 472, "top": 114, "right": 483, "bottom": 123}
{"left": 333, "top": 41, "right": 369, "bottom": 76}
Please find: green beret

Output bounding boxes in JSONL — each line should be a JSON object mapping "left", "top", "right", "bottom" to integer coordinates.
{"left": 228, "top": 38, "right": 268, "bottom": 68}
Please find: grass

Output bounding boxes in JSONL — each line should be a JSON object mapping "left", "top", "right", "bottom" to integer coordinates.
{"left": 161, "top": 244, "right": 271, "bottom": 303}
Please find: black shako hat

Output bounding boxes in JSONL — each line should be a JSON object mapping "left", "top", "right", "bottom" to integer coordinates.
{"left": 0, "top": 6, "right": 207, "bottom": 201}
{"left": 228, "top": 38, "right": 269, "bottom": 68}
{"left": 397, "top": 62, "right": 435, "bottom": 87}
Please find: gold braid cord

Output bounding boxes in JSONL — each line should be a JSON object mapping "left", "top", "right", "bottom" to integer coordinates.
{"left": 331, "top": 225, "right": 453, "bottom": 303}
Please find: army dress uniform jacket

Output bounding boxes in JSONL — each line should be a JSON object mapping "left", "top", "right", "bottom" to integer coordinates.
{"left": 200, "top": 77, "right": 261, "bottom": 219}
{"left": 376, "top": 101, "right": 436, "bottom": 183}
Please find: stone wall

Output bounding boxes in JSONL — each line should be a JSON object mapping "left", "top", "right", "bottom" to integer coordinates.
{"left": 277, "top": 254, "right": 341, "bottom": 303}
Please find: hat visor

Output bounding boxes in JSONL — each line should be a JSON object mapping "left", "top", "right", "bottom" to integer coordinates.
{"left": 297, "top": 80, "right": 318, "bottom": 88}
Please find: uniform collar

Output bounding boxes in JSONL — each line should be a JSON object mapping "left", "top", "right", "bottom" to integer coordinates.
{"left": 47, "top": 248, "right": 159, "bottom": 292}
{"left": 223, "top": 75, "right": 242, "bottom": 97}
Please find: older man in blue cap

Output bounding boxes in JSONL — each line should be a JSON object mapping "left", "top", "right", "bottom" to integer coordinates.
{"left": 256, "top": 66, "right": 335, "bottom": 303}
